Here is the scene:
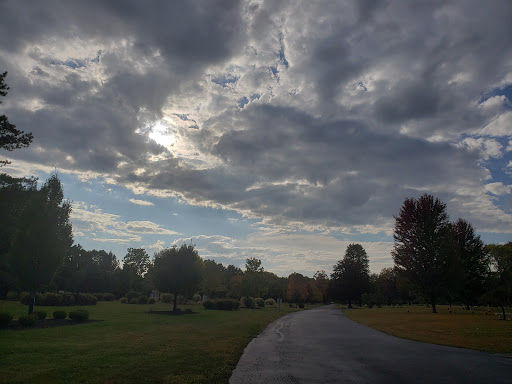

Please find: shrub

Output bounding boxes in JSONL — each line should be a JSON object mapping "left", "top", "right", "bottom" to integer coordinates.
{"left": 53, "top": 310, "right": 67, "bottom": 320}
{"left": 120, "top": 297, "right": 127, "bottom": 304}
{"left": 242, "top": 296, "right": 256, "bottom": 309}
{"left": 69, "top": 310, "right": 89, "bottom": 322}
{"left": 19, "top": 292, "right": 31, "bottom": 305}
{"left": 61, "top": 292, "right": 75, "bottom": 306}
{"left": 129, "top": 298, "right": 138, "bottom": 304}
{"left": 126, "top": 291, "right": 141, "bottom": 301}
{"left": 265, "top": 298, "right": 276, "bottom": 307}
{"left": 289, "top": 303, "right": 296, "bottom": 308}
{"left": 160, "top": 293, "right": 173, "bottom": 303}
{"left": 6, "top": 291, "right": 18, "bottom": 301}
{"left": 184, "top": 308, "right": 193, "bottom": 314}
{"left": 18, "top": 314, "right": 36, "bottom": 327}
{"left": 75, "top": 293, "right": 98, "bottom": 306}
{"left": 203, "top": 299, "right": 215, "bottom": 309}
{"left": 0, "top": 312, "right": 13, "bottom": 328}
{"left": 148, "top": 297, "right": 156, "bottom": 304}
{"left": 203, "top": 299, "right": 240, "bottom": 310}
{"left": 34, "top": 311, "right": 46, "bottom": 320}
{"left": 94, "top": 293, "right": 104, "bottom": 301}
{"left": 255, "top": 297, "right": 265, "bottom": 307}
{"left": 138, "top": 295, "right": 148, "bottom": 304}
{"left": 103, "top": 293, "right": 115, "bottom": 301}
{"left": 298, "top": 303, "right": 305, "bottom": 309}
{"left": 44, "top": 292, "right": 62, "bottom": 306}
{"left": 193, "top": 294, "right": 202, "bottom": 302}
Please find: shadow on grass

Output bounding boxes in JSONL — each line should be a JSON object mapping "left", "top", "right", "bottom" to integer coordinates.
{"left": 147, "top": 309, "right": 197, "bottom": 316}
{"left": 6, "top": 319, "right": 103, "bottom": 331}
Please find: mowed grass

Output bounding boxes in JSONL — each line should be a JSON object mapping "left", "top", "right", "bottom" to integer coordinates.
{"left": 343, "top": 305, "right": 512, "bottom": 354}
{"left": 0, "top": 300, "right": 303, "bottom": 384}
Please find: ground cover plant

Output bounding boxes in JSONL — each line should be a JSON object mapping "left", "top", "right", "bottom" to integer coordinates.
{"left": 343, "top": 305, "right": 512, "bottom": 354}
{"left": 0, "top": 300, "right": 307, "bottom": 383}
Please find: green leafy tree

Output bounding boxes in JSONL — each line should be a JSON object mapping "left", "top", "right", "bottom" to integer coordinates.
{"left": 9, "top": 174, "right": 72, "bottom": 314}
{"left": 203, "top": 259, "right": 228, "bottom": 297}
{"left": 392, "top": 194, "right": 455, "bottom": 313}
{"left": 241, "top": 258, "right": 266, "bottom": 298}
{"left": 153, "top": 244, "right": 204, "bottom": 311}
{"left": 286, "top": 272, "right": 308, "bottom": 304}
{"left": 451, "top": 219, "right": 488, "bottom": 309}
{"left": 314, "top": 270, "right": 329, "bottom": 303}
{"left": 331, "top": 244, "right": 370, "bottom": 308}
{"left": 122, "top": 247, "right": 150, "bottom": 292}
{"left": 486, "top": 242, "right": 512, "bottom": 320}
{"left": 0, "top": 71, "right": 33, "bottom": 166}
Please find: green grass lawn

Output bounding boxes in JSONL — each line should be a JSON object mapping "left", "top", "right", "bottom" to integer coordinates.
{"left": 0, "top": 300, "right": 304, "bottom": 384}
{"left": 343, "top": 305, "right": 512, "bottom": 354}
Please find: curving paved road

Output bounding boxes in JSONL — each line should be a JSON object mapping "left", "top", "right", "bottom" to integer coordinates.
{"left": 229, "top": 305, "right": 511, "bottom": 384}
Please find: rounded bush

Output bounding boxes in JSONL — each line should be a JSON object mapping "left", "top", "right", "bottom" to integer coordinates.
{"left": 129, "top": 298, "right": 138, "bottom": 304}
{"left": 69, "top": 310, "right": 89, "bottom": 322}
{"left": 44, "top": 292, "right": 62, "bottom": 306}
{"left": 148, "top": 297, "right": 156, "bottom": 304}
{"left": 160, "top": 293, "right": 173, "bottom": 303}
{"left": 255, "top": 298, "right": 265, "bottom": 307}
{"left": 0, "top": 312, "right": 13, "bottom": 328}
{"left": 18, "top": 314, "right": 36, "bottom": 327}
{"left": 53, "top": 310, "right": 67, "bottom": 320}
{"left": 75, "top": 293, "right": 98, "bottom": 306}
{"left": 138, "top": 295, "right": 148, "bottom": 304}
{"left": 61, "top": 292, "right": 75, "bottom": 306}
{"left": 265, "top": 298, "right": 276, "bottom": 306}
{"left": 126, "top": 291, "right": 141, "bottom": 300}
{"left": 241, "top": 296, "right": 256, "bottom": 309}
{"left": 298, "top": 303, "right": 305, "bottom": 309}
{"left": 19, "top": 292, "right": 31, "bottom": 305}
{"left": 120, "top": 297, "right": 127, "bottom": 304}
{"left": 103, "top": 293, "right": 115, "bottom": 301}
{"left": 34, "top": 310, "right": 46, "bottom": 320}
{"left": 6, "top": 291, "right": 19, "bottom": 301}
{"left": 94, "top": 293, "right": 104, "bottom": 301}
{"left": 192, "top": 294, "right": 202, "bottom": 302}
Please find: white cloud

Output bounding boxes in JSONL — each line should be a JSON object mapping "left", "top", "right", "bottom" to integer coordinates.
{"left": 458, "top": 137, "right": 503, "bottom": 160}
{"left": 129, "top": 198, "right": 154, "bottom": 206}
{"left": 484, "top": 182, "right": 512, "bottom": 196}
{"left": 480, "top": 111, "right": 512, "bottom": 136}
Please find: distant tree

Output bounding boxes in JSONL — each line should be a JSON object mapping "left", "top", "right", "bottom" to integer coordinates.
{"left": 9, "top": 174, "right": 73, "bottom": 314}
{"left": 203, "top": 259, "right": 228, "bottom": 297}
{"left": 486, "top": 242, "right": 512, "bottom": 320}
{"left": 286, "top": 272, "right": 308, "bottom": 304}
{"left": 450, "top": 219, "right": 488, "bottom": 309}
{"left": 331, "top": 244, "right": 370, "bottom": 308}
{"left": 0, "top": 174, "right": 37, "bottom": 297}
{"left": 241, "top": 258, "right": 266, "bottom": 298}
{"left": 122, "top": 247, "right": 150, "bottom": 292}
{"left": 376, "top": 268, "right": 399, "bottom": 306}
{"left": 307, "top": 280, "right": 323, "bottom": 303}
{"left": 245, "top": 257, "right": 264, "bottom": 273}
{"left": 313, "top": 270, "right": 329, "bottom": 303}
{"left": 0, "top": 71, "right": 33, "bottom": 166}
{"left": 153, "top": 244, "right": 204, "bottom": 311}
{"left": 392, "top": 194, "right": 455, "bottom": 313}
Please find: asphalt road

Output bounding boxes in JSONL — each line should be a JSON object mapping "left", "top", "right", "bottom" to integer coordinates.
{"left": 229, "top": 305, "right": 512, "bottom": 384}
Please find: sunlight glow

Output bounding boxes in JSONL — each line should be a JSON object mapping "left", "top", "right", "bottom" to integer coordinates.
{"left": 149, "top": 123, "right": 175, "bottom": 148}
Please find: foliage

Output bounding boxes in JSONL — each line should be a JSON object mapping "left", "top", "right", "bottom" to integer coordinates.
{"left": 0, "top": 71, "right": 33, "bottom": 166}
{"left": 68, "top": 309, "right": 89, "bottom": 322}
{"left": 126, "top": 290, "right": 141, "bottom": 301}
{"left": 75, "top": 293, "right": 98, "bottom": 306}
{"left": 153, "top": 244, "right": 204, "bottom": 311}
{"left": 160, "top": 293, "right": 173, "bottom": 303}
{"left": 129, "top": 298, "right": 139, "bottom": 304}
{"left": 0, "top": 311, "right": 13, "bottom": 327}
{"left": 331, "top": 244, "right": 370, "bottom": 308}
{"left": 286, "top": 273, "right": 309, "bottom": 304}
{"left": 53, "top": 310, "right": 67, "bottom": 320}
{"left": 138, "top": 295, "right": 148, "bottom": 304}
{"left": 203, "top": 259, "right": 228, "bottom": 297}
{"left": 43, "top": 292, "right": 63, "bottom": 306}
{"left": 241, "top": 296, "right": 256, "bottom": 309}
{"left": 307, "top": 280, "right": 323, "bottom": 303}
{"left": 313, "top": 270, "right": 329, "bottom": 303}
{"left": 120, "top": 297, "right": 127, "bottom": 304}
{"left": 18, "top": 314, "right": 36, "bottom": 327}
{"left": 392, "top": 194, "right": 455, "bottom": 313}
{"left": 103, "top": 293, "right": 115, "bottom": 301}
{"left": 6, "top": 291, "right": 18, "bottom": 301}
{"left": 254, "top": 297, "right": 265, "bottom": 307}
{"left": 298, "top": 303, "right": 305, "bottom": 308}
{"left": 265, "top": 298, "right": 276, "bottom": 306}
{"left": 192, "top": 293, "right": 202, "bottom": 302}
{"left": 148, "top": 297, "right": 155, "bottom": 304}
{"left": 19, "top": 291, "right": 31, "bottom": 305}
{"left": 8, "top": 174, "right": 73, "bottom": 314}
{"left": 203, "top": 298, "right": 240, "bottom": 310}
{"left": 485, "top": 242, "right": 512, "bottom": 319}
{"left": 61, "top": 292, "right": 75, "bottom": 306}
{"left": 34, "top": 310, "right": 46, "bottom": 320}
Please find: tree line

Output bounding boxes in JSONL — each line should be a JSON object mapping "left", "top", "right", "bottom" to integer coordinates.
{"left": 330, "top": 194, "right": 512, "bottom": 319}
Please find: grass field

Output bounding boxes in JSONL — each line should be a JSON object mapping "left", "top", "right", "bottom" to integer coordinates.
{"left": 0, "top": 300, "right": 304, "bottom": 384}
{"left": 343, "top": 305, "right": 512, "bottom": 354}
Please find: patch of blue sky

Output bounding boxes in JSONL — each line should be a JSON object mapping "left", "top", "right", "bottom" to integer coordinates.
{"left": 91, "top": 50, "right": 102, "bottom": 63}
{"left": 278, "top": 31, "right": 289, "bottom": 69}
{"left": 212, "top": 73, "right": 239, "bottom": 87}
{"left": 174, "top": 113, "right": 189, "bottom": 121}
{"left": 50, "top": 58, "right": 87, "bottom": 69}
{"left": 479, "top": 84, "right": 512, "bottom": 109}
{"left": 269, "top": 66, "right": 278, "bottom": 77}
{"left": 478, "top": 232, "right": 512, "bottom": 245}
{"left": 250, "top": 93, "right": 260, "bottom": 101}
{"left": 238, "top": 96, "right": 249, "bottom": 108}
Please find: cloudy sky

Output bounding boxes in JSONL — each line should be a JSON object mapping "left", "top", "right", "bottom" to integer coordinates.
{"left": 1, "top": 0, "right": 511, "bottom": 277}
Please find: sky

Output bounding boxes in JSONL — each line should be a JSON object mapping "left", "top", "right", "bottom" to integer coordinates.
{"left": 1, "top": 0, "right": 511, "bottom": 277}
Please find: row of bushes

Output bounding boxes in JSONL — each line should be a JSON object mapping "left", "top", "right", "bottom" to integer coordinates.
{"left": 17, "top": 292, "right": 99, "bottom": 306}
{"left": 203, "top": 299, "right": 241, "bottom": 311}
{"left": 120, "top": 296, "right": 156, "bottom": 304}
{"left": 0, "top": 310, "right": 90, "bottom": 328}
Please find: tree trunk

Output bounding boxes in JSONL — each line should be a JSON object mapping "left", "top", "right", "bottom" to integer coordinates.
{"left": 28, "top": 292, "right": 35, "bottom": 315}
{"left": 173, "top": 292, "right": 178, "bottom": 312}
{"left": 348, "top": 299, "right": 352, "bottom": 309}
{"left": 501, "top": 305, "right": 506, "bottom": 320}
{"left": 431, "top": 301, "right": 437, "bottom": 313}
